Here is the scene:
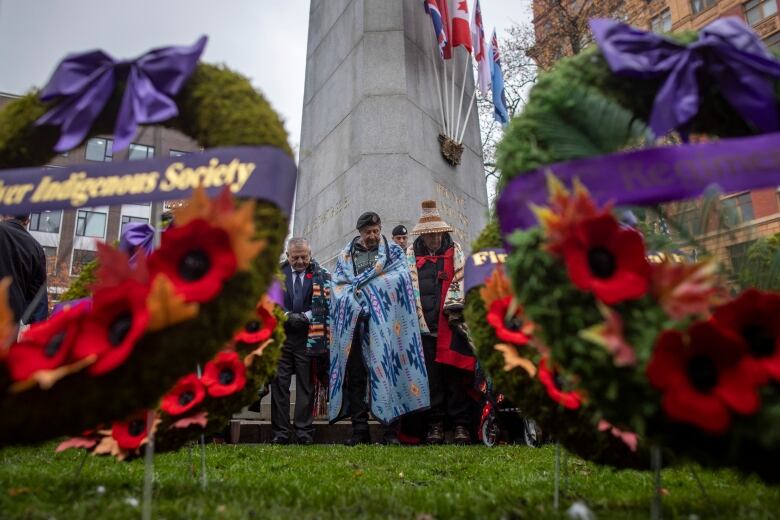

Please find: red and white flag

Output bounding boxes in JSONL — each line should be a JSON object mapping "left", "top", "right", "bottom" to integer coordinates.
{"left": 450, "top": 0, "right": 472, "bottom": 54}
{"left": 470, "top": 0, "right": 490, "bottom": 95}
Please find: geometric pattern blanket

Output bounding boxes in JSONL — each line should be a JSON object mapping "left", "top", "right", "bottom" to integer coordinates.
{"left": 328, "top": 236, "right": 430, "bottom": 424}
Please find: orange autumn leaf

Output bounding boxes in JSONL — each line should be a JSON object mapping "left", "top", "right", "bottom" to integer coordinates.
{"left": 579, "top": 303, "right": 636, "bottom": 367}
{"left": 258, "top": 294, "right": 275, "bottom": 315}
{"left": 494, "top": 343, "right": 537, "bottom": 376}
{"left": 479, "top": 268, "right": 512, "bottom": 307}
{"left": 214, "top": 199, "right": 266, "bottom": 271}
{"left": 56, "top": 437, "right": 98, "bottom": 452}
{"left": 531, "top": 173, "right": 608, "bottom": 253}
{"left": 173, "top": 185, "right": 214, "bottom": 226}
{"left": 651, "top": 260, "right": 724, "bottom": 320}
{"left": 145, "top": 275, "right": 199, "bottom": 332}
{"left": 93, "top": 242, "right": 150, "bottom": 291}
{"left": 244, "top": 339, "right": 274, "bottom": 367}
{"left": 170, "top": 411, "right": 209, "bottom": 430}
{"left": 9, "top": 355, "right": 96, "bottom": 394}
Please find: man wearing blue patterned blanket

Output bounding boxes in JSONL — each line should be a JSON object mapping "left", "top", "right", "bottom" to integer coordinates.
{"left": 328, "top": 211, "right": 430, "bottom": 445}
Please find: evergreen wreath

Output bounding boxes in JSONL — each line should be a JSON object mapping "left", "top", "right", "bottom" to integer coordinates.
{"left": 465, "top": 223, "right": 649, "bottom": 469}
{"left": 490, "top": 19, "right": 780, "bottom": 482}
{"left": 0, "top": 60, "right": 290, "bottom": 445}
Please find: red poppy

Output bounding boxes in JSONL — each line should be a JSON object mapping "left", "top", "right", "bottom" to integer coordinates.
{"left": 148, "top": 219, "right": 237, "bottom": 302}
{"left": 234, "top": 305, "right": 278, "bottom": 344}
{"left": 111, "top": 411, "right": 152, "bottom": 450}
{"left": 712, "top": 289, "right": 780, "bottom": 383}
{"left": 646, "top": 322, "right": 764, "bottom": 434}
{"left": 73, "top": 280, "right": 150, "bottom": 375}
{"left": 161, "top": 373, "right": 206, "bottom": 416}
{"left": 306, "top": 272, "right": 313, "bottom": 280}
{"left": 561, "top": 214, "right": 650, "bottom": 304}
{"left": 5, "top": 302, "right": 89, "bottom": 381}
{"left": 537, "top": 357, "right": 583, "bottom": 410}
{"left": 201, "top": 351, "right": 246, "bottom": 397}
{"left": 486, "top": 296, "right": 532, "bottom": 346}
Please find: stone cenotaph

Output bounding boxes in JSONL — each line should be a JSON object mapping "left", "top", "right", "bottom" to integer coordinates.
{"left": 295, "top": 0, "right": 488, "bottom": 266}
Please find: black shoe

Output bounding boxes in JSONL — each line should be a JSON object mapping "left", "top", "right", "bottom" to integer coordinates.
{"left": 426, "top": 422, "right": 444, "bottom": 445}
{"left": 344, "top": 430, "right": 371, "bottom": 446}
{"left": 382, "top": 432, "right": 401, "bottom": 445}
{"left": 271, "top": 436, "right": 289, "bottom": 445}
{"left": 453, "top": 425, "right": 471, "bottom": 445}
{"left": 297, "top": 437, "right": 314, "bottom": 445}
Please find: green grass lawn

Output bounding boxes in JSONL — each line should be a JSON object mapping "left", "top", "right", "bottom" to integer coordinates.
{"left": 1, "top": 443, "right": 778, "bottom": 519}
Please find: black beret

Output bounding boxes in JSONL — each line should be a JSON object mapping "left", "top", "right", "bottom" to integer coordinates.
{"left": 356, "top": 211, "right": 381, "bottom": 230}
{"left": 392, "top": 225, "right": 407, "bottom": 237}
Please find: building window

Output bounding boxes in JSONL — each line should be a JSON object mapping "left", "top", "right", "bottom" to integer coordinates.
{"left": 85, "top": 138, "right": 113, "bottom": 162}
{"left": 722, "top": 192, "right": 755, "bottom": 226}
{"left": 75, "top": 210, "right": 107, "bottom": 238}
{"left": 765, "top": 31, "right": 780, "bottom": 53}
{"left": 42, "top": 246, "right": 57, "bottom": 276}
{"left": 28, "top": 210, "right": 62, "bottom": 233}
{"left": 650, "top": 10, "right": 672, "bottom": 33}
{"left": 690, "top": 0, "right": 718, "bottom": 15}
{"left": 169, "top": 150, "right": 190, "bottom": 157}
{"left": 128, "top": 143, "right": 155, "bottom": 160}
{"left": 745, "top": 0, "right": 778, "bottom": 25}
{"left": 71, "top": 249, "right": 97, "bottom": 276}
{"left": 728, "top": 240, "right": 757, "bottom": 274}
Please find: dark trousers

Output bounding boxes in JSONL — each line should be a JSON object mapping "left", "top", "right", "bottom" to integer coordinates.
{"left": 346, "top": 320, "right": 399, "bottom": 436}
{"left": 422, "top": 334, "right": 471, "bottom": 427}
{"left": 346, "top": 325, "right": 370, "bottom": 431}
{"left": 271, "top": 329, "right": 314, "bottom": 442}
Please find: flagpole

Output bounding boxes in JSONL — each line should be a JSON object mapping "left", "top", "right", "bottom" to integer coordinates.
{"left": 458, "top": 87, "right": 477, "bottom": 144}
{"left": 443, "top": 58, "right": 451, "bottom": 136}
{"left": 454, "top": 53, "right": 471, "bottom": 143}
{"left": 448, "top": 0, "right": 456, "bottom": 138}
{"left": 431, "top": 50, "right": 448, "bottom": 135}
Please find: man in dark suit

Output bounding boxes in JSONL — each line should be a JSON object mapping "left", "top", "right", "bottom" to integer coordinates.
{"left": 0, "top": 215, "right": 47, "bottom": 327}
{"left": 270, "top": 237, "right": 331, "bottom": 444}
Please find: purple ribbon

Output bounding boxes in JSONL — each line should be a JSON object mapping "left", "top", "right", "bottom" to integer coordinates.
{"left": 36, "top": 36, "right": 207, "bottom": 152}
{"left": 119, "top": 222, "right": 155, "bottom": 265}
{"left": 266, "top": 280, "right": 284, "bottom": 307}
{"left": 590, "top": 17, "right": 780, "bottom": 138}
{"left": 497, "top": 132, "right": 780, "bottom": 236}
{"left": 464, "top": 248, "right": 508, "bottom": 294}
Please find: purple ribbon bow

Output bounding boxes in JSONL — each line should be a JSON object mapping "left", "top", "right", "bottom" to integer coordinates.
{"left": 119, "top": 221, "right": 155, "bottom": 265}
{"left": 590, "top": 17, "right": 780, "bottom": 138}
{"left": 36, "top": 36, "right": 207, "bottom": 152}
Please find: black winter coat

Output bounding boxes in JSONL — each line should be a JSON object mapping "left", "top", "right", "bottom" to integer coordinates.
{"left": 412, "top": 233, "right": 454, "bottom": 333}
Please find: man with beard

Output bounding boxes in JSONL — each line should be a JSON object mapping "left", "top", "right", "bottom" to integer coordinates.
{"left": 270, "top": 237, "right": 331, "bottom": 444}
{"left": 406, "top": 200, "right": 474, "bottom": 444}
{"left": 328, "top": 212, "right": 429, "bottom": 445}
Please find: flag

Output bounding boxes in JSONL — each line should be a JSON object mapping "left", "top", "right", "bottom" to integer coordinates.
{"left": 471, "top": 0, "right": 490, "bottom": 95}
{"left": 489, "top": 30, "right": 509, "bottom": 125}
{"left": 423, "top": 0, "right": 448, "bottom": 59}
{"left": 451, "top": 0, "right": 473, "bottom": 54}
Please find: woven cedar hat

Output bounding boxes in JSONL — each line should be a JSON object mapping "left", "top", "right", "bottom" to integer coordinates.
{"left": 411, "top": 200, "right": 454, "bottom": 235}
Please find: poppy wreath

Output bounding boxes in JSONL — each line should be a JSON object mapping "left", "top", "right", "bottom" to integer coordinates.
{"left": 490, "top": 18, "right": 780, "bottom": 482}
{"left": 57, "top": 297, "right": 285, "bottom": 459}
{"left": 464, "top": 222, "right": 649, "bottom": 469}
{"left": 0, "top": 52, "right": 291, "bottom": 445}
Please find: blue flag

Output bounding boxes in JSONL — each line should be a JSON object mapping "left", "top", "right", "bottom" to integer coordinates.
{"left": 489, "top": 29, "right": 509, "bottom": 126}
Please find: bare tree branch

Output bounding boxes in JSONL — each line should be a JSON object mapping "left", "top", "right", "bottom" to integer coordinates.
{"left": 477, "top": 24, "right": 537, "bottom": 202}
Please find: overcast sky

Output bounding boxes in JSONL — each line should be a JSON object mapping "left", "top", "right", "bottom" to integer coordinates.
{"left": 0, "top": 0, "right": 531, "bottom": 155}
